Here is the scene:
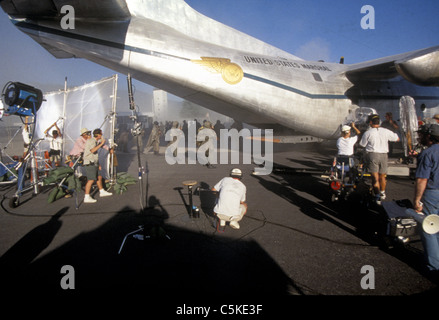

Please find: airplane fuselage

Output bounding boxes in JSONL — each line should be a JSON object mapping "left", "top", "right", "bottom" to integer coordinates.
{"left": 5, "top": 0, "right": 439, "bottom": 140}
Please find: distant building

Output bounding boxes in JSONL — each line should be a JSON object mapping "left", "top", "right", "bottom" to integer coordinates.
{"left": 153, "top": 88, "right": 168, "bottom": 123}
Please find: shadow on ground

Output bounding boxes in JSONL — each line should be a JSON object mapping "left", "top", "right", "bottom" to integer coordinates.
{"left": 0, "top": 201, "right": 294, "bottom": 296}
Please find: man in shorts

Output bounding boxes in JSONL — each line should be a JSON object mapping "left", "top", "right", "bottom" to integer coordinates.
{"left": 83, "top": 128, "right": 112, "bottom": 203}
{"left": 359, "top": 114, "right": 400, "bottom": 204}
{"left": 44, "top": 121, "right": 63, "bottom": 167}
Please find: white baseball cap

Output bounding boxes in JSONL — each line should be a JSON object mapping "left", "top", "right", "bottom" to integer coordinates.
{"left": 230, "top": 168, "right": 243, "bottom": 178}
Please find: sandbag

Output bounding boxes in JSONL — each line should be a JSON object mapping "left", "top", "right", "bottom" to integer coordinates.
{"left": 114, "top": 172, "right": 137, "bottom": 195}
{"left": 43, "top": 167, "right": 74, "bottom": 185}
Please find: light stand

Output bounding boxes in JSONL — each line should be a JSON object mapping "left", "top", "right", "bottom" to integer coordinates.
{"left": 98, "top": 111, "right": 117, "bottom": 188}
{"left": 118, "top": 74, "right": 170, "bottom": 254}
{"left": 127, "top": 74, "right": 145, "bottom": 210}
{"left": 1, "top": 87, "right": 42, "bottom": 208}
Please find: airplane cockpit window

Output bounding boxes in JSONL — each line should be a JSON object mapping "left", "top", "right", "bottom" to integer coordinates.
{"left": 312, "top": 73, "right": 323, "bottom": 82}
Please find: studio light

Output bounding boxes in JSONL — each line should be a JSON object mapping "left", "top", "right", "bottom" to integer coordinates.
{"left": 1, "top": 81, "right": 43, "bottom": 117}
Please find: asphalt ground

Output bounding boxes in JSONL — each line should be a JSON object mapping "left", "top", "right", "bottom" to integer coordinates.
{"left": 0, "top": 141, "right": 437, "bottom": 311}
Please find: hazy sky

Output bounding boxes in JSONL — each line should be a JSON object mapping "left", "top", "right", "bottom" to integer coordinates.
{"left": 0, "top": 0, "right": 437, "bottom": 95}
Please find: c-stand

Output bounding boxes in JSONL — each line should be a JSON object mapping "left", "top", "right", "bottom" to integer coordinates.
{"left": 118, "top": 74, "right": 170, "bottom": 254}
{"left": 127, "top": 74, "right": 146, "bottom": 210}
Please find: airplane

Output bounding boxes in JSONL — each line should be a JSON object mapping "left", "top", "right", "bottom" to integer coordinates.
{"left": 1, "top": 0, "right": 438, "bottom": 142}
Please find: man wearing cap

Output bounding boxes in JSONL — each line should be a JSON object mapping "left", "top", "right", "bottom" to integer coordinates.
{"left": 336, "top": 123, "right": 361, "bottom": 183}
{"left": 413, "top": 124, "right": 439, "bottom": 272}
{"left": 83, "top": 128, "right": 112, "bottom": 203}
{"left": 359, "top": 114, "right": 400, "bottom": 204}
{"left": 212, "top": 168, "right": 247, "bottom": 230}
{"left": 70, "top": 128, "right": 91, "bottom": 158}
{"left": 337, "top": 122, "right": 361, "bottom": 165}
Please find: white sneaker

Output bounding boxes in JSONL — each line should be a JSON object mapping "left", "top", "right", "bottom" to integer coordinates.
{"left": 84, "top": 195, "right": 97, "bottom": 203}
{"left": 229, "top": 220, "right": 240, "bottom": 229}
{"left": 380, "top": 191, "right": 386, "bottom": 200}
{"left": 99, "top": 189, "right": 112, "bottom": 197}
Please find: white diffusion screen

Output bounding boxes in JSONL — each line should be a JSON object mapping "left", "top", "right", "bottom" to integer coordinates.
{"left": 34, "top": 92, "right": 64, "bottom": 141}
{"left": 35, "top": 75, "right": 117, "bottom": 158}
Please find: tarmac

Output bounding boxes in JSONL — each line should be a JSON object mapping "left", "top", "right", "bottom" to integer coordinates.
{"left": 0, "top": 140, "right": 438, "bottom": 302}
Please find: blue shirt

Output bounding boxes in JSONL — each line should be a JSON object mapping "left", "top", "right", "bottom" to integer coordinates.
{"left": 416, "top": 144, "right": 439, "bottom": 189}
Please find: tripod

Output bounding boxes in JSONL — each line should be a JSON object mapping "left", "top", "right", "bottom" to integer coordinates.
{"left": 118, "top": 223, "right": 171, "bottom": 254}
{"left": 118, "top": 225, "right": 146, "bottom": 254}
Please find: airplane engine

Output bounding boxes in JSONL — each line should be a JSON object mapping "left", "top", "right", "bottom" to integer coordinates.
{"left": 396, "top": 49, "right": 439, "bottom": 86}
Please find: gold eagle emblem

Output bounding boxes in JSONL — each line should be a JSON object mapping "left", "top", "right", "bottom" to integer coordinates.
{"left": 191, "top": 57, "right": 244, "bottom": 85}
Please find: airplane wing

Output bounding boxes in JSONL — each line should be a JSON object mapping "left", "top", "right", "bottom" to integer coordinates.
{"left": 1, "top": 0, "right": 131, "bottom": 59}
{"left": 345, "top": 46, "right": 439, "bottom": 86}
{"left": 28, "top": 37, "right": 76, "bottom": 59}
{"left": 1, "top": 0, "right": 299, "bottom": 61}
{"left": 0, "top": 0, "right": 130, "bottom": 20}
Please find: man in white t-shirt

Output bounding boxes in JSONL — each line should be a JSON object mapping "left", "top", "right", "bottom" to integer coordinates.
{"left": 337, "top": 123, "right": 360, "bottom": 166}
{"left": 336, "top": 123, "right": 361, "bottom": 183}
{"left": 44, "top": 122, "right": 63, "bottom": 167}
{"left": 359, "top": 114, "right": 400, "bottom": 203}
{"left": 212, "top": 168, "right": 247, "bottom": 230}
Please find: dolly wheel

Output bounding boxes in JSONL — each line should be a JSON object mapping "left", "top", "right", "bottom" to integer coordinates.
{"left": 9, "top": 196, "right": 19, "bottom": 208}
